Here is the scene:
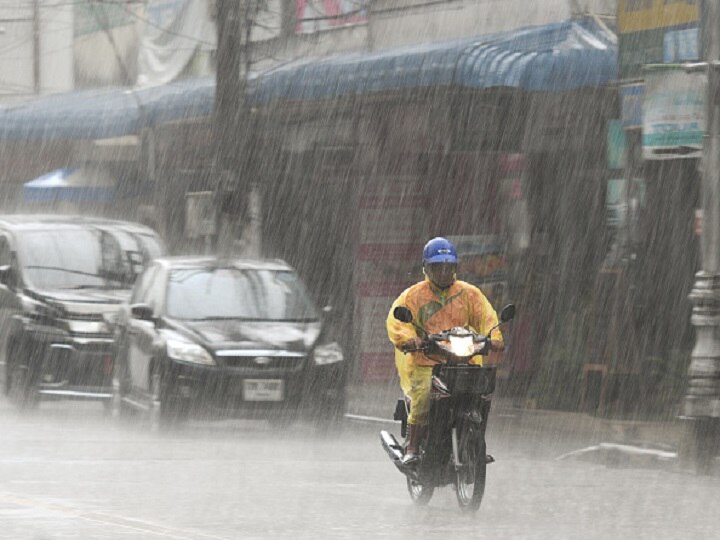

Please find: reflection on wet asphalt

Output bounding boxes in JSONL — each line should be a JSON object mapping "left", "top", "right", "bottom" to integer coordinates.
{"left": 0, "top": 401, "right": 718, "bottom": 539}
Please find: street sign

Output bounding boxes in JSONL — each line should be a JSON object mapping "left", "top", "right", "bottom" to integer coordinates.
{"left": 642, "top": 67, "right": 706, "bottom": 160}
{"left": 621, "top": 83, "right": 644, "bottom": 129}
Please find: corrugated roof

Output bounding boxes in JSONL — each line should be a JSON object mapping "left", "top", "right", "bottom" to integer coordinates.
{"left": 0, "top": 78, "right": 215, "bottom": 141}
{"left": 252, "top": 17, "right": 617, "bottom": 100}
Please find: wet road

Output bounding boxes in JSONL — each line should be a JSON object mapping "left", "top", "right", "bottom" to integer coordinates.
{"left": 0, "top": 400, "right": 718, "bottom": 540}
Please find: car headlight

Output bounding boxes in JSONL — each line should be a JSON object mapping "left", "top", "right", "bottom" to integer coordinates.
{"left": 313, "top": 342, "right": 344, "bottom": 366}
{"left": 21, "top": 296, "right": 63, "bottom": 322}
{"left": 166, "top": 339, "right": 215, "bottom": 365}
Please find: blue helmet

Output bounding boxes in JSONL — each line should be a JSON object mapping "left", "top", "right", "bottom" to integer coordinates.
{"left": 422, "top": 237, "right": 458, "bottom": 265}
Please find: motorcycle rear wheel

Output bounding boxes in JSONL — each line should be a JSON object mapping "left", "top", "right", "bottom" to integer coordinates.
{"left": 406, "top": 476, "right": 434, "bottom": 506}
{"left": 455, "top": 424, "right": 487, "bottom": 512}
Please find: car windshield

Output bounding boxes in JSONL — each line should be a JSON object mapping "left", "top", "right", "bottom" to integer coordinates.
{"left": 166, "top": 267, "right": 320, "bottom": 322}
{"left": 17, "top": 227, "right": 161, "bottom": 290}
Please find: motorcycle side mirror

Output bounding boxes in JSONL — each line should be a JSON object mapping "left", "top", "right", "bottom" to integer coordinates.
{"left": 393, "top": 306, "right": 414, "bottom": 323}
{"left": 499, "top": 304, "right": 516, "bottom": 323}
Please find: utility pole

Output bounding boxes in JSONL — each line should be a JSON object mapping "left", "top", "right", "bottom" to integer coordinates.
{"left": 215, "top": 0, "right": 245, "bottom": 255}
{"left": 685, "top": 0, "right": 720, "bottom": 474}
{"left": 32, "top": 0, "right": 40, "bottom": 94}
{"left": 214, "top": 0, "right": 262, "bottom": 257}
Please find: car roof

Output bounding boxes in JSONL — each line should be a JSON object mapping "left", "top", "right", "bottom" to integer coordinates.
{"left": 155, "top": 256, "right": 294, "bottom": 272}
{"left": 0, "top": 214, "right": 158, "bottom": 235}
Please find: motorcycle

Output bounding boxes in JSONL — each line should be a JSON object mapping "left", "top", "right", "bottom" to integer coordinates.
{"left": 380, "top": 303, "right": 515, "bottom": 512}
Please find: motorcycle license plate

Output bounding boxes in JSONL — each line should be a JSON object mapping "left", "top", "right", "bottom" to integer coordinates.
{"left": 243, "top": 379, "right": 284, "bottom": 401}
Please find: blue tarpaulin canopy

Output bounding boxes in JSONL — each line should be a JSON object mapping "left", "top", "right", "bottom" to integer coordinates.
{"left": 23, "top": 167, "right": 115, "bottom": 203}
{"left": 0, "top": 78, "right": 215, "bottom": 141}
{"left": 0, "top": 17, "right": 616, "bottom": 141}
{"left": 252, "top": 17, "right": 617, "bottom": 101}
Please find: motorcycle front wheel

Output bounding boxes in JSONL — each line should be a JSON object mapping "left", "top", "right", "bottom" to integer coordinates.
{"left": 406, "top": 476, "right": 434, "bottom": 506}
{"left": 455, "top": 424, "right": 487, "bottom": 512}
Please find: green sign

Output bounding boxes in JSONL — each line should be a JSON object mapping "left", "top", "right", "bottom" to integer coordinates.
{"left": 608, "top": 120, "right": 627, "bottom": 170}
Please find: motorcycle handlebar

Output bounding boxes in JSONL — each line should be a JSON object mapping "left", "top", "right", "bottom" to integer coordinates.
{"left": 400, "top": 335, "right": 491, "bottom": 357}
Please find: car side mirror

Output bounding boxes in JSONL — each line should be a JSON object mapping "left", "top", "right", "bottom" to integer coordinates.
{"left": 0, "top": 265, "right": 17, "bottom": 289}
{"left": 130, "top": 303, "right": 155, "bottom": 322}
{"left": 499, "top": 304, "right": 516, "bottom": 323}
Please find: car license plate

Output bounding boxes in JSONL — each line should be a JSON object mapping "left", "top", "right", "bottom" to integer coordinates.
{"left": 243, "top": 379, "right": 284, "bottom": 401}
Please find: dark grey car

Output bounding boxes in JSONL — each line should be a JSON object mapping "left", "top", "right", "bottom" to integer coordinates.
{"left": 0, "top": 215, "right": 164, "bottom": 409}
{"left": 113, "top": 257, "right": 347, "bottom": 428}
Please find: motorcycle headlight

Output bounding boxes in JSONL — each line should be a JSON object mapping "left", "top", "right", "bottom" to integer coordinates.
{"left": 166, "top": 339, "right": 215, "bottom": 365}
{"left": 448, "top": 335, "right": 475, "bottom": 357}
{"left": 313, "top": 342, "right": 344, "bottom": 366}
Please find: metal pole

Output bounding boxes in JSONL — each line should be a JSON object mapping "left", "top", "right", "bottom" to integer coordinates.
{"left": 32, "top": 0, "right": 40, "bottom": 94}
{"left": 686, "top": 0, "right": 720, "bottom": 471}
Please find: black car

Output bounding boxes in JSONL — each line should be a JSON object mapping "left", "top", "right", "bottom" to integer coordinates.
{"left": 0, "top": 215, "right": 164, "bottom": 409}
{"left": 113, "top": 257, "right": 347, "bottom": 427}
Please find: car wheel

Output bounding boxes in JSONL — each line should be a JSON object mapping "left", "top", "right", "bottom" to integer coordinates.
{"left": 7, "top": 345, "right": 38, "bottom": 411}
{"left": 149, "top": 369, "right": 186, "bottom": 432}
{"left": 110, "top": 366, "right": 134, "bottom": 420}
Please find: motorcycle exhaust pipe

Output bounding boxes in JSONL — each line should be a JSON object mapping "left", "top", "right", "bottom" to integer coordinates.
{"left": 380, "top": 430, "right": 404, "bottom": 463}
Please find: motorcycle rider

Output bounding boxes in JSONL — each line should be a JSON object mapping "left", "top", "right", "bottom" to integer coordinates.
{"left": 386, "top": 237, "right": 504, "bottom": 465}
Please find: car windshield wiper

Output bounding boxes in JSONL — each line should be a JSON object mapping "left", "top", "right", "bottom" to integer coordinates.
{"left": 66, "top": 284, "right": 124, "bottom": 290}
{"left": 24, "top": 266, "right": 102, "bottom": 278}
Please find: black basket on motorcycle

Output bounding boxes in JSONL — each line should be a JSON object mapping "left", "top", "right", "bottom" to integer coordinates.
{"left": 433, "top": 365, "right": 496, "bottom": 396}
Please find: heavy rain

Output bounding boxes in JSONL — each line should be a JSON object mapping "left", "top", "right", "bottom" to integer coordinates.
{"left": 0, "top": 0, "right": 718, "bottom": 538}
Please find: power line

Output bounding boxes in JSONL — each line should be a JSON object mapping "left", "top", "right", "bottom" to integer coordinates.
{"left": 96, "top": 0, "right": 214, "bottom": 47}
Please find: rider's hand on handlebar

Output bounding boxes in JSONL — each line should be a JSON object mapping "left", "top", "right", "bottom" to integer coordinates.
{"left": 489, "top": 339, "right": 504, "bottom": 352}
{"left": 400, "top": 338, "right": 424, "bottom": 353}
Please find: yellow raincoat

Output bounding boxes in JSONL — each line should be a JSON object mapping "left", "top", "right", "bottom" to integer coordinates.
{"left": 386, "top": 278, "right": 503, "bottom": 425}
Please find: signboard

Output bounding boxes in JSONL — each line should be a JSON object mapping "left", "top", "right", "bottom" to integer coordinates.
{"left": 621, "top": 83, "right": 644, "bottom": 129}
{"left": 618, "top": 0, "right": 699, "bottom": 79}
{"left": 619, "top": 0, "right": 699, "bottom": 34}
{"left": 642, "top": 67, "right": 705, "bottom": 160}
{"left": 608, "top": 120, "right": 627, "bottom": 170}
{"left": 296, "top": 0, "right": 368, "bottom": 34}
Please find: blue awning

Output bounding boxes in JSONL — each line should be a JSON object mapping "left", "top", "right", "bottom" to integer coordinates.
{"left": 23, "top": 167, "right": 116, "bottom": 203}
{"left": 0, "top": 77, "right": 215, "bottom": 141}
{"left": 0, "top": 17, "right": 615, "bottom": 141}
{"left": 251, "top": 17, "right": 617, "bottom": 101}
